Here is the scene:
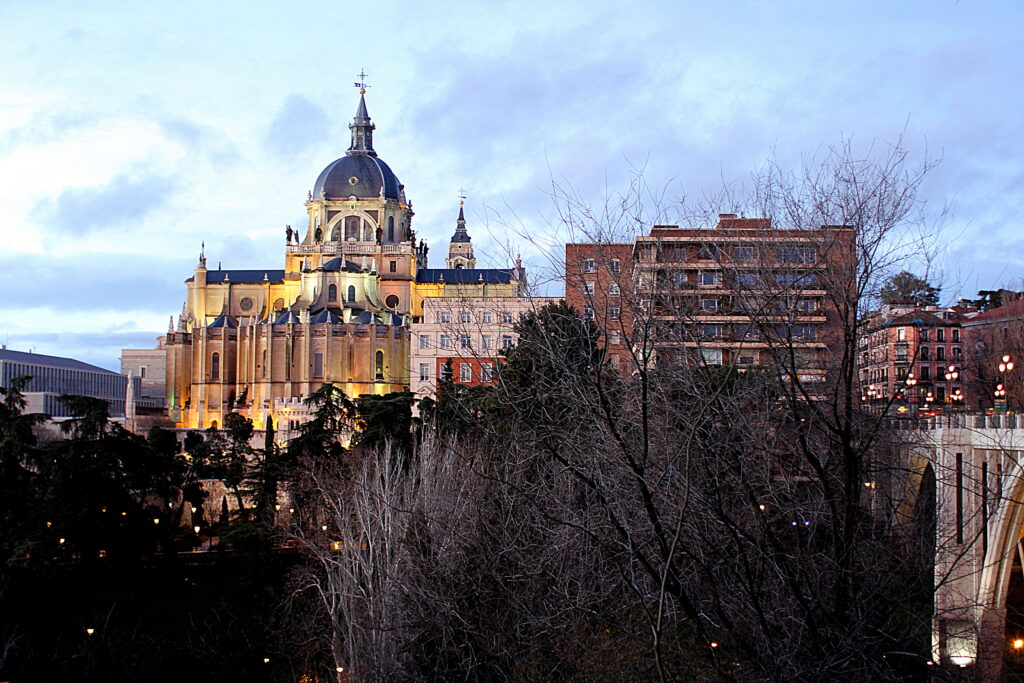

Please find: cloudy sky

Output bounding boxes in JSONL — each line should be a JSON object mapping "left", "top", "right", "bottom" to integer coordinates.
{"left": 1, "top": 0, "right": 1021, "bottom": 370}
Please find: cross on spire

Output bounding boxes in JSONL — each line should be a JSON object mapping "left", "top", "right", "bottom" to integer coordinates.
{"left": 354, "top": 69, "right": 370, "bottom": 94}
{"left": 458, "top": 186, "right": 466, "bottom": 206}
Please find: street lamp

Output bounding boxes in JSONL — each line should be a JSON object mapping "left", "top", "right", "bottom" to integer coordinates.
{"left": 998, "top": 355, "right": 1014, "bottom": 412}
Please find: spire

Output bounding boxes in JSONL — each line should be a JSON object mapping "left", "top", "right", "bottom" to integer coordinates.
{"left": 348, "top": 71, "right": 376, "bottom": 156}
{"left": 450, "top": 201, "right": 471, "bottom": 243}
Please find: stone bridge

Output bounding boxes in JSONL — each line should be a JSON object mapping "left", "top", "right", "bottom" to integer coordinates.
{"left": 908, "top": 414, "right": 1024, "bottom": 677}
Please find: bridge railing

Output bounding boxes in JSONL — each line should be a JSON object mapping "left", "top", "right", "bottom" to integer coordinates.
{"left": 885, "top": 412, "right": 1020, "bottom": 431}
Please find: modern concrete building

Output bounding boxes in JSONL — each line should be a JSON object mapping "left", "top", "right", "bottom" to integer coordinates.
{"left": 0, "top": 346, "right": 138, "bottom": 418}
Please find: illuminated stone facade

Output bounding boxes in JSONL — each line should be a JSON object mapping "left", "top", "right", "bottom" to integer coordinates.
{"left": 165, "top": 93, "right": 525, "bottom": 429}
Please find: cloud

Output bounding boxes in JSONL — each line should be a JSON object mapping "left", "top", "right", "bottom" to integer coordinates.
{"left": 0, "top": 111, "right": 97, "bottom": 154}
{"left": 0, "top": 251, "right": 189, "bottom": 314}
{"left": 34, "top": 170, "right": 174, "bottom": 235}
{"left": 2, "top": 331, "right": 163, "bottom": 372}
{"left": 264, "top": 94, "right": 330, "bottom": 159}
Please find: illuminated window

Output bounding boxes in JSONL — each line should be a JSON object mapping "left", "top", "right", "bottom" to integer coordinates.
{"left": 375, "top": 350, "right": 384, "bottom": 380}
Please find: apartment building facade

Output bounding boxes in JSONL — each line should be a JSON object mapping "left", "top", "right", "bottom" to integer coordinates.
{"left": 410, "top": 296, "right": 557, "bottom": 400}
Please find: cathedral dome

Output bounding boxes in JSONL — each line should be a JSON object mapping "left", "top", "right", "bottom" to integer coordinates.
{"left": 312, "top": 92, "right": 402, "bottom": 201}
{"left": 313, "top": 155, "right": 401, "bottom": 200}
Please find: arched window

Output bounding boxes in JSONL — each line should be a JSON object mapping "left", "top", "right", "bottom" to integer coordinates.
{"left": 328, "top": 284, "right": 337, "bottom": 302}
{"left": 363, "top": 222, "right": 374, "bottom": 242}
{"left": 345, "top": 215, "right": 360, "bottom": 240}
{"left": 375, "top": 350, "right": 384, "bottom": 380}
{"left": 387, "top": 216, "right": 395, "bottom": 242}
{"left": 211, "top": 352, "right": 220, "bottom": 380}
{"left": 330, "top": 226, "right": 340, "bottom": 241}
{"left": 210, "top": 420, "right": 218, "bottom": 430}
{"left": 347, "top": 285, "right": 356, "bottom": 302}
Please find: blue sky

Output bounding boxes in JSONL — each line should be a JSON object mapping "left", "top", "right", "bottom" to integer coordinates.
{"left": 1, "top": 0, "right": 1022, "bottom": 369}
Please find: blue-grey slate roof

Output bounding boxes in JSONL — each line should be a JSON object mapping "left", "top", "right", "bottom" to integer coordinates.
{"left": 416, "top": 268, "right": 515, "bottom": 284}
{"left": 186, "top": 270, "right": 285, "bottom": 284}
{"left": 320, "top": 258, "right": 363, "bottom": 272}
{"left": 313, "top": 155, "right": 401, "bottom": 201}
{"left": 0, "top": 348, "right": 117, "bottom": 374}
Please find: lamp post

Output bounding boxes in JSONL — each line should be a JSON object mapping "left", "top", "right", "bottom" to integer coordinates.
{"left": 906, "top": 373, "right": 918, "bottom": 416}
{"left": 998, "top": 355, "right": 1014, "bottom": 412}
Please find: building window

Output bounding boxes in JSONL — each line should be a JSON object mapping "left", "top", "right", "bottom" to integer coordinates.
{"left": 953, "top": 329, "right": 960, "bottom": 342}
{"left": 583, "top": 258, "right": 595, "bottom": 273}
{"left": 937, "top": 329, "right": 945, "bottom": 342}
{"left": 460, "top": 364, "right": 472, "bottom": 383}
{"left": 481, "top": 311, "right": 493, "bottom": 323}
{"left": 440, "top": 335, "right": 451, "bottom": 349}
{"left": 501, "top": 335, "right": 513, "bottom": 350}
{"left": 897, "top": 328, "right": 906, "bottom": 341}
{"left": 481, "top": 335, "right": 492, "bottom": 349}
{"left": 375, "top": 350, "right": 384, "bottom": 380}
{"left": 936, "top": 346, "right": 945, "bottom": 361}
{"left": 211, "top": 352, "right": 220, "bottom": 380}
{"left": 700, "top": 298, "right": 718, "bottom": 312}
{"left": 790, "top": 325, "right": 817, "bottom": 340}
{"left": 609, "top": 306, "right": 620, "bottom": 321}
{"left": 953, "top": 347, "right": 962, "bottom": 360}
{"left": 609, "top": 282, "right": 620, "bottom": 297}
{"left": 440, "top": 363, "right": 452, "bottom": 381}
{"left": 920, "top": 329, "right": 929, "bottom": 342}
{"left": 345, "top": 215, "right": 360, "bottom": 240}
{"left": 140, "top": 366, "right": 146, "bottom": 378}
{"left": 460, "top": 335, "right": 471, "bottom": 349}
{"left": 439, "top": 311, "right": 451, "bottom": 323}
{"left": 460, "top": 311, "right": 471, "bottom": 323}
{"left": 389, "top": 261, "right": 397, "bottom": 273}
{"left": 419, "top": 363, "right": 429, "bottom": 381}
{"left": 698, "top": 245, "right": 720, "bottom": 261}
{"left": 261, "top": 350, "right": 267, "bottom": 378}
{"left": 699, "top": 271, "right": 720, "bottom": 287}
{"left": 777, "top": 246, "right": 815, "bottom": 264}
{"left": 700, "top": 348, "right": 723, "bottom": 365}
{"left": 583, "top": 281, "right": 596, "bottom": 295}
{"left": 583, "top": 305, "right": 594, "bottom": 319}
{"left": 919, "top": 346, "right": 930, "bottom": 361}
{"left": 347, "top": 285, "right": 356, "bottom": 302}
{"left": 385, "top": 294, "right": 399, "bottom": 309}
{"left": 701, "top": 324, "right": 722, "bottom": 338}
{"left": 738, "top": 354, "right": 756, "bottom": 365}
{"left": 920, "top": 366, "right": 930, "bottom": 381}
{"left": 608, "top": 331, "right": 622, "bottom": 345}
{"left": 313, "top": 351, "right": 324, "bottom": 377}
{"left": 501, "top": 311, "right": 513, "bottom": 324}
{"left": 481, "top": 363, "right": 493, "bottom": 382}
{"left": 609, "top": 258, "right": 621, "bottom": 273}
{"left": 328, "top": 284, "right": 337, "bottom": 302}
{"left": 732, "top": 246, "right": 757, "bottom": 261}
{"left": 736, "top": 272, "right": 758, "bottom": 287}
{"left": 387, "top": 216, "right": 395, "bottom": 242}
{"left": 419, "top": 334, "right": 430, "bottom": 349}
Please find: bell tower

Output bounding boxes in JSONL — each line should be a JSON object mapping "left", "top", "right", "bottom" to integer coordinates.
{"left": 445, "top": 201, "right": 476, "bottom": 269}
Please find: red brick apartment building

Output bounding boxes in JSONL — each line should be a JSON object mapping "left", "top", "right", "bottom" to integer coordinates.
{"left": 961, "top": 299, "right": 1024, "bottom": 410}
{"left": 566, "top": 214, "right": 855, "bottom": 378}
{"left": 858, "top": 305, "right": 968, "bottom": 413}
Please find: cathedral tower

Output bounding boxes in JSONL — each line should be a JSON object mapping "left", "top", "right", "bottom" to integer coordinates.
{"left": 445, "top": 202, "right": 476, "bottom": 269}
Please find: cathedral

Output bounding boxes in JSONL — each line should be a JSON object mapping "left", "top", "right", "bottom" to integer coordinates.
{"left": 165, "top": 90, "right": 524, "bottom": 429}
